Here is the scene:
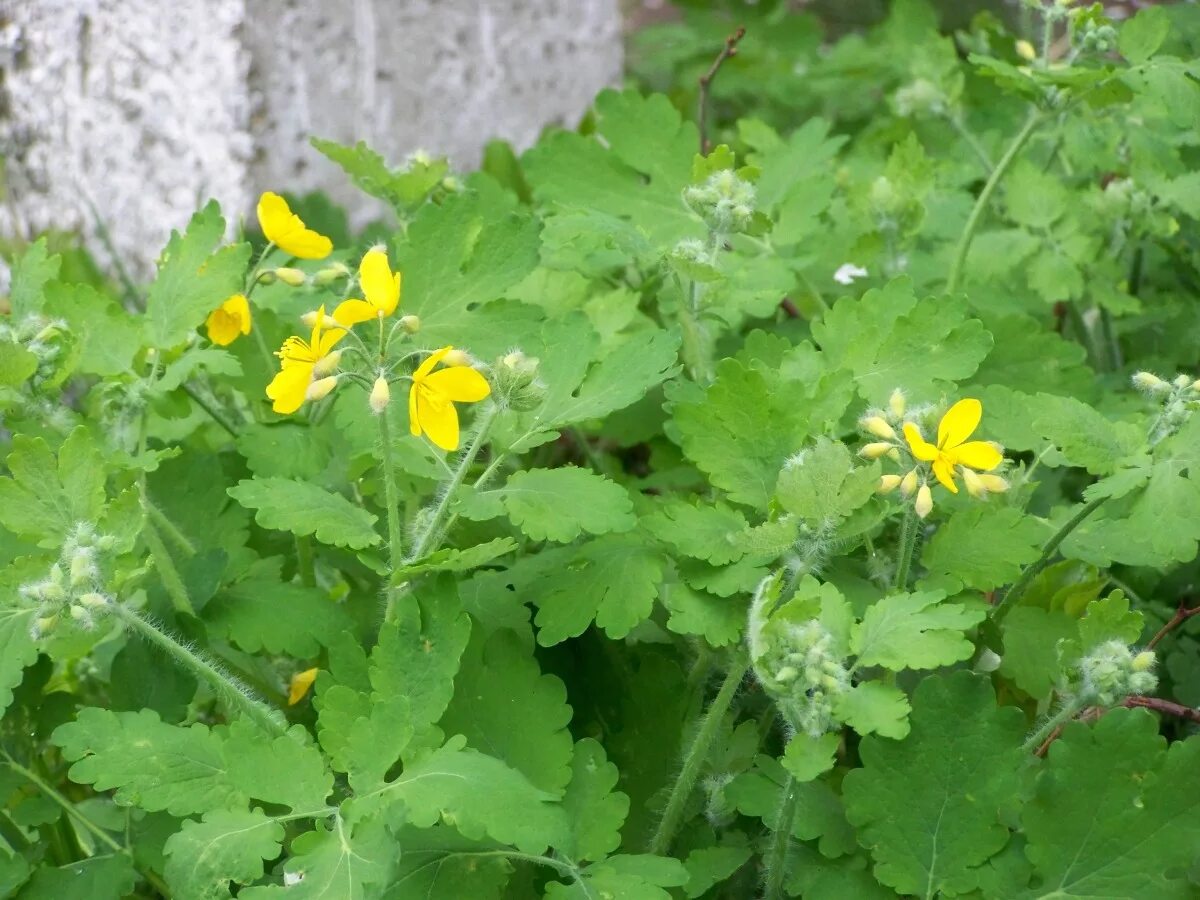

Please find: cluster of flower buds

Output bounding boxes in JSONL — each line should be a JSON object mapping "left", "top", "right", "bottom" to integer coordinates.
{"left": 683, "top": 169, "right": 757, "bottom": 236}
{"left": 1133, "top": 371, "right": 1200, "bottom": 445}
{"left": 892, "top": 78, "right": 950, "bottom": 119}
{"left": 20, "top": 523, "right": 117, "bottom": 638}
{"left": 1066, "top": 640, "right": 1157, "bottom": 706}
{"left": 490, "top": 349, "right": 545, "bottom": 412}
{"left": 0, "top": 315, "right": 74, "bottom": 391}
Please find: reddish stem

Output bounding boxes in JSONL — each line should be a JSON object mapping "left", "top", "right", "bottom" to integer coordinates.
{"left": 697, "top": 27, "right": 746, "bottom": 154}
{"left": 1147, "top": 600, "right": 1200, "bottom": 651}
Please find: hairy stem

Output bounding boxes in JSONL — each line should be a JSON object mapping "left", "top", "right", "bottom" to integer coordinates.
{"left": 142, "top": 494, "right": 197, "bottom": 557}
{"left": 295, "top": 535, "right": 316, "bottom": 588}
{"left": 893, "top": 505, "right": 919, "bottom": 592}
{"left": 1023, "top": 698, "right": 1086, "bottom": 753}
{"left": 991, "top": 496, "right": 1108, "bottom": 622}
{"left": 141, "top": 520, "right": 192, "bottom": 615}
{"left": 181, "top": 382, "right": 240, "bottom": 438}
{"left": 649, "top": 656, "right": 747, "bottom": 856}
{"left": 946, "top": 109, "right": 1044, "bottom": 294}
{"left": 110, "top": 603, "right": 286, "bottom": 737}
{"left": 763, "top": 775, "right": 798, "bottom": 900}
{"left": 378, "top": 403, "right": 406, "bottom": 624}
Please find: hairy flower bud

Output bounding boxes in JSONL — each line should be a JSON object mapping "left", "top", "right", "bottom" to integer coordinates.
{"left": 306, "top": 375, "right": 339, "bottom": 402}
{"left": 961, "top": 467, "right": 986, "bottom": 499}
{"left": 977, "top": 474, "right": 1010, "bottom": 494}
{"left": 312, "top": 350, "right": 343, "bottom": 377}
{"left": 877, "top": 474, "right": 902, "bottom": 494}
{"left": 915, "top": 484, "right": 933, "bottom": 519}
{"left": 443, "top": 349, "right": 472, "bottom": 367}
{"left": 1132, "top": 371, "right": 1170, "bottom": 394}
{"left": 861, "top": 416, "right": 897, "bottom": 441}
{"left": 859, "top": 442, "right": 893, "bottom": 460}
{"left": 313, "top": 262, "right": 350, "bottom": 287}
{"left": 1015, "top": 38, "right": 1037, "bottom": 61}
{"left": 273, "top": 267, "right": 308, "bottom": 287}
{"left": 491, "top": 349, "right": 545, "bottom": 412}
{"left": 889, "top": 389, "right": 907, "bottom": 418}
{"left": 369, "top": 376, "right": 391, "bottom": 414}
{"left": 900, "top": 468, "right": 919, "bottom": 497}
{"left": 1073, "top": 641, "right": 1158, "bottom": 706}
{"left": 399, "top": 315, "right": 421, "bottom": 335}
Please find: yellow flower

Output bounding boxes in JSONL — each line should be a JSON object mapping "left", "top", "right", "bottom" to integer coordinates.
{"left": 903, "top": 398, "right": 1003, "bottom": 494}
{"left": 408, "top": 346, "right": 491, "bottom": 451}
{"left": 257, "top": 191, "right": 333, "bottom": 260}
{"left": 287, "top": 667, "right": 319, "bottom": 705}
{"left": 331, "top": 247, "right": 402, "bottom": 326}
{"left": 265, "top": 305, "right": 346, "bottom": 414}
{"left": 205, "top": 294, "right": 252, "bottom": 346}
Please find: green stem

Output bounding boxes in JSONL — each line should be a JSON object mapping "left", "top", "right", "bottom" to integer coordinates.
{"left": 1022, "top": 699, "right": 1086, "bottom": 753}
{"left": 946, "top": 109, "right": 1044, "bottom": 294}
{"left": 143, "top": 493, "right": 197, "bottom": 557}
{"left": 459, "top": 851, "right": 594, "bottom": 898}
{"left": 110, "top": 603, "right": 286, "bottom": 737}
{"left": 141, "top": 520, "right": 192, "bottom": 615}
{"left": 991, "top": 496, "right": 1108, "bottom": 622}
{"left": 648, "top": 656, "right": 747, "bottom": 856}
{"left": 181, "top": 382, "right": 240, "bottom": 438}
{"left": 763, "top": 775, "right": 799, "bottom": 900}
{"left": 946, "top": 114, "right": 994, "bottom": 172}
{"left": 378, "top": 403, "right": 407, "bottom": 624}
{"left": 407, "top": 403, "right": 499, "bottom": 563}
{"left": 893, "top": 505, "right": 918, "bottom": 592}
{"left": 2, "top": 754, "right": 171, "bottom": 896}
{"left": 295, "top": 535, "right": 316, "bottom": 588}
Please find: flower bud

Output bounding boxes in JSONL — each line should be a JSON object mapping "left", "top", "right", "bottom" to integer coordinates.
{"left": 76, "top": 592, "right": 109, "bottom": 609}
{"left": 399, "top": 315, "right": 421, "bottom": 334}
{"left": 1175, "top": 374, "right": 1193, "bottom": 389}
{"left": 1015, "top": 38, "right": 1037, "bottom": 61}
{"left": 900, "top": 468, "right": 919, "bottom": 497}
{"left": 1132, "top": 371, "right": 1170, "bottom": 394}
{"left": 774, "top": 666, "right": 799, "bottom": 684}
{"left": 978, "top": 474, "right": 1010, "bottom": 493}
{"left": 301, "top": 309, "right": 321, "bottom": 328}
{"left": 877, "top": 474, "right": 902, "bottom": 494}
{"left": 861, "top": 416, "right": 897, "bottom": 441}
{"left": 313, "top": 349, "right": 343, "bottom": 377}
{"left": 306, "top": 376, "right": 339, "bottom": 402}
{"left": 888, "top": 389, "right": 906, "bottom": 418}
{"left": 859, "top": 442, "right": 893, "bottom": 460}
{"left": 256, "top": 270, "right": 278, "bottom": 285}
{"left": 1131, "top": 651, "right": 1156, "bottom": 673}
{"left": 915, "top": 484, "right": 933, "bottom": 519}
{"left": 274, "top": 267, "right": 308, "bottom": 287}
{"left": 961, "top": 467, "right": 986, "bottom": 499}
{"left": 369, "top": 376, "right": 391, "bottom": 414}
{"left": 69, "top": 548, "right": 97, "bottom": 586}
{"left": 33, "top": 615, "right": 58, "bottom": 638}
{"left": 313, "top": 262, "right": 351, "bottom": 287}
{"left": 443, "top": 349, "right": 472, "bottom": 367}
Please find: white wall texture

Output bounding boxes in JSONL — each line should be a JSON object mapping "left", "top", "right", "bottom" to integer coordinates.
{"left": 0, "top": 0, "right": 622, "bottom": 275}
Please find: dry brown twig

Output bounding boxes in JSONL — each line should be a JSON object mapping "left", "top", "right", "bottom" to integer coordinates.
{"left": 698, "top": 26, "right": 746, "bottom": 154}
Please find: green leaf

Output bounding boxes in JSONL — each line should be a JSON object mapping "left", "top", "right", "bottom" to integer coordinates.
{"left": 385, "top": 826, "right": 511, "bottom": 899}
{"left": 1029, "top": 394, "right": 1145, "bottom": 475}
{"left": 775, "top": 437, "right": 879, "bottom": 525}
{"left": 682, "top": 846, "right": 754, "bottom": 899}
{"left": 835, "top": 681, "right": 911, "bottom": 740}
{"left": 842, "top": 673, "right": 1027, "bottom": 897}
{"left": 1018, "top": 709, "right": 1200, "bottom": 898}
{"left": 1004, "top": 161, "right": 1068, "bottom": 229}
{"left": 1120, "top": 6, "right": 1170, "bottom": 63}
{"left": 18, "top": 855, "right": 136, "bottom": 900}
{"left": 0, "top": 427, "right": 107, "bottom": 547}
{"left": 498, "top": 535, "right": 665, "bottom": 646}
{"left": 921, "top": 505, "right": 1048, "bottom": 591}
{"left": 227, "top": 477, "right": 380, "bottom": 550}
{"left": 241, "top": 818, "right": 393, "bottom": 900}
{"left": 643, "top": 499, "right": 748, "bottom": 565}
{"left": 661, "top": 579, "right": 745, "bottom": 647}
{"left": 851, "top": 591, "right": 984, "bottom": 671}
{"left": 439, "top": 630, "right": 574, "bottom": 794}
{"left": 223, "top": 724, "right": 332, "bottom": 813}
{"left": 9, "top": 238, "right": 61, "bottom": 318}
{"left": 547, "top": 856, "right": 689, "bottom": 900}
{"left": 0, "top": 343, "right": 38, "bottom": 388}
{"left": 43, "top": 282, "right": 141, "bottom": 376}
{"left": 0, "top": 607, "right": 38, "bottom": 719}
{"left": 353, "top": 739, "right": 567, "bottom": 854}
{"left": 997, "top": 606, "right": 1078, "bottom": 700}
{"left": 781, "top": 733, "right": 840, "bottom": 782}
{"left": 558, "top": 738, "right": 629, "bottom": 863}
{"left": 53, "top": 709, "right": 243, "bottom": 817}
{"left": 204, "top": 560, "right": 354, "bottom": 657}
{"left": 144, "top": 202, "right": 251, "bottom": 349}
{"left": 482, "top": 467, "right": 634, "bottom": 543}
{"left": 391, "top": 538, "right": 518, "bottom": 582}
{"left": 163, "top": 809, "right": 283, "bottom": 900}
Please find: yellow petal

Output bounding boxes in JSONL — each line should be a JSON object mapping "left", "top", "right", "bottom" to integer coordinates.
{"left": 332, "top": 298, "right": 377, "bottom": 327}
{"left": 287, "top": 667, "right": 319, "bottom": 706}
{"left": 266, "top": 363, "right": 314, "bottom": 414}
{"left": 414, "top": 346, "right": 454, "bottom": 382}
{"left": 316, "top": 324, "right": 347, "bottom": 358}
{"left": 359, "top": 247, "right": 401, "bottom": 316}
{"left": 417, "top": 390, "right": 460, "bottom": 451}
{"left": 937, "top": 398, "right": 982, "bottom": 451}
{"left": 206, "top": 308, "right": 240, "bottom": 346}
{"left": 903, "top": 423, "right": 939, "bottom": 462}
{"left": 223, "top": 293, "right": 252, "bottom": 334}
{"left": 423, "top": 366, "right": 491, "bottom": 403}
{"left": 952, "top": 440, "right": 1003, "bottom": 471}
{"left": 408, "top": 382, "right": 421, "bottom": 436}
{"left": 932, "top": 457, "right": 959, "bottom": 493}
{"left": 256, "top": 191, "right": 333, "bottom": 260}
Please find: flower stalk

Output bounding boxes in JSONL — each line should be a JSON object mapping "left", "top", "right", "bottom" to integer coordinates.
{"left": 763, "top": 774, "right": 799, "bottom": 900}
{"left": 893, "top": 504, "right": 919, "bottom": 591}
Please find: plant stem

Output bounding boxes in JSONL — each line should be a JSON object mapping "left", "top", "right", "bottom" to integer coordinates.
{"left": 377, "top": 403, "right": 406, "bottom": 623}
{"left": 140, "top": 520, "right": 192, "bottom": 615}
{"left": 181, "top": 382, "right": 240, "bottom": 438}
{"left": 946, "top": 109, "right": 1044, "bottom": 294}
{"left": 295, "top": 535, "right": 316, "bottom": 588}
{"left": 1023, "top": 699, "right": 1085, "bottom": 753}
{"left": 991, "top": 496, "right": 1108, "bottom": 622}
{"left": 648, "top": 656, "right": 747, "bottom": 856}
{"left": 763, "top": 775, "right": 798, "bottom": 900}
{"left": 946, "top": 114, "right": 994, "bottom": 172}
{"left": 110, "top": 603, "right": 286, "bottom": 737}
{"left": 142, "top": 494, "right": 197, "bottom": 557}
{"left": 893, "top": 505, "right": 918, "bottom": 592}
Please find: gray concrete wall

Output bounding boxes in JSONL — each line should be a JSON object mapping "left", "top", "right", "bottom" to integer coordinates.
{"left": 0, "top": 0, "right": 622, "bottom": 276}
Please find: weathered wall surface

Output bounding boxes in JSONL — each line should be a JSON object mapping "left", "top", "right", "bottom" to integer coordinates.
{"left": 0, "top": 0, "right": 622, "bottom": 276}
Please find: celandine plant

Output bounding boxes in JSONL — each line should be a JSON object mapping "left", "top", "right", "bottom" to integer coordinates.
{"left": 2, "top": 1, "right": 1200, "bottom": 897}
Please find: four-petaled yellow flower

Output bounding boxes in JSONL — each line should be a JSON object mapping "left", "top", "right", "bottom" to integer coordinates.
{"left": 903, "top": 398, "right": 1002, "bottom": 493}
{"left": 266, "top": 305, "right": 346, "bottom": 414}
{"left": 205, "top": 293, "right": 251, "bottom": 346}
{"left": 332, "top": 247, "right": 402, "bottom": 326}
{"left": 257, "top": 191, "right": 333, "bottom": 260}
{"left": 409, "top": 346, "right": 491, "bottom": 451}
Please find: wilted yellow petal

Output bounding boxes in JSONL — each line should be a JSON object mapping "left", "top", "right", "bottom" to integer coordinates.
{"left": 287, "top": 667, "right": 319, "bottom": 705}
{"left": 937, "top": 398, "right": 982, "bottom": 451}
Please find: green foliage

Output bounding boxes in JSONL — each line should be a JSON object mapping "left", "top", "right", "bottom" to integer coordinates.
{"left": 8, "top": 2, "right": 1200, "bottom": 897}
